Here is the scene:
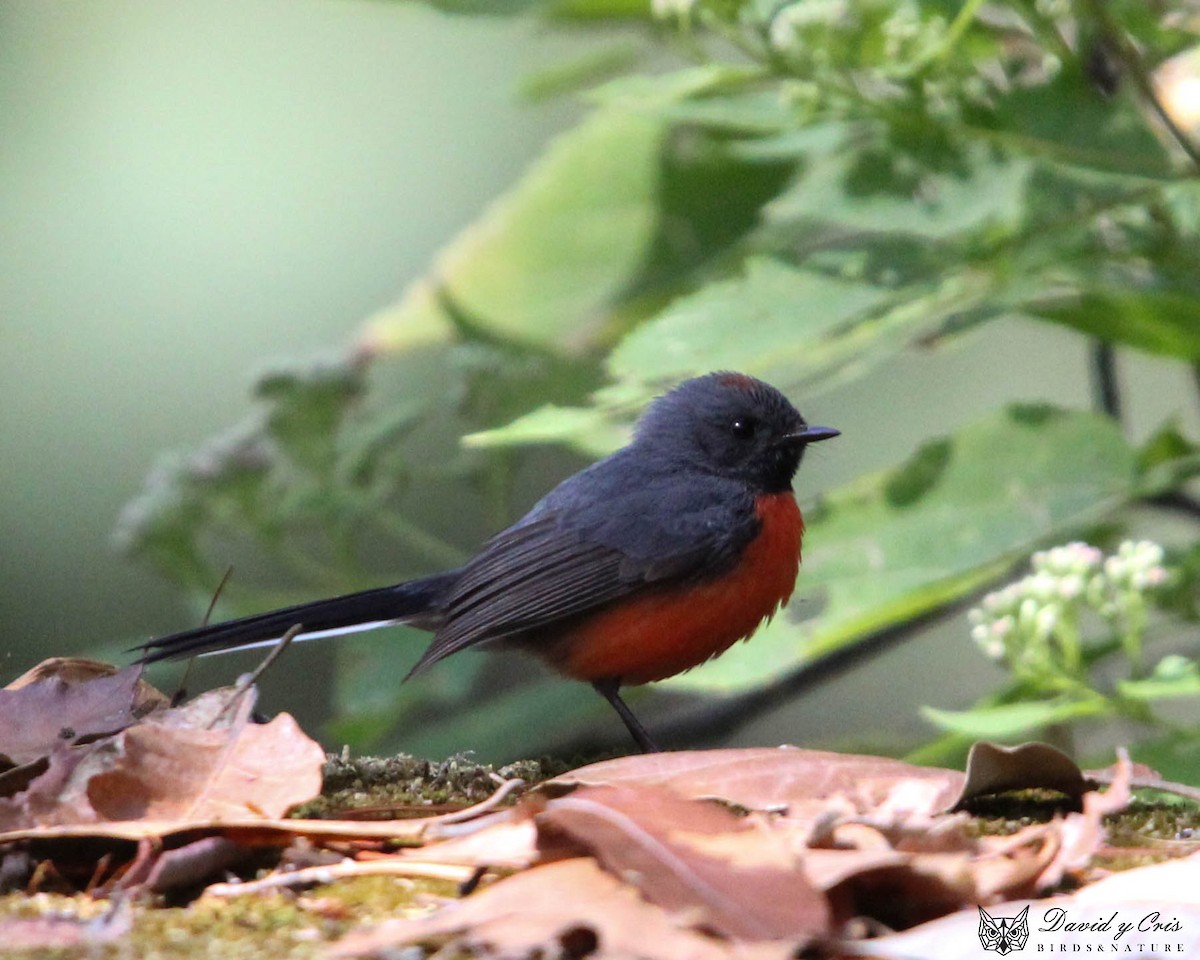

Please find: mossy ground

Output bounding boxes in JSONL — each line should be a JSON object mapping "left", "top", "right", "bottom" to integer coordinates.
{"left": 293, "top": 753, "right": 564, "bottom": 819}
{"left": 0, "top": 752, "right": 552, "bottom": 959}
{"left": 1, "top": 756, "right": 1196, "bottom": 958}
{"left": 0, "top": 874, "right": 459, "bottom": 960}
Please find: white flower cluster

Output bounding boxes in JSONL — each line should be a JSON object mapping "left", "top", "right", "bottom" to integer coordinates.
{"left": 968, "top": 541, "right": 1172, "bottom": 674}
{"left": 1103, "top": 540, "right": 1171, "bottom": 594}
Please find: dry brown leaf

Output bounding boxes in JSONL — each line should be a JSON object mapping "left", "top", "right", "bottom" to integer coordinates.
{"left": 535, "top": 784, "right": 830, "bottom": 941}
{"left": 0, "top": 745, "right": 94, "bottom": 830}
{"left": 954, "top": 741, "right": 1087, "bottom": 807}
{"left": 970, "top": 822, "right": 1061, "bottom": 901}
{"left": 329, "top": 857, "right": 798, "bottom": 960}
{"left": 799, "top": 815, "right": 1060, "bottom": 929}
{"left": 801, "top": 846, "right": 911, "bottom": 892}
{"left": 0, "top": 660, "right": 165, "bottom": 767}
{"left": 404, "top": 809, "right": 540, "bottom": 869}
{"left": 0, "top": 684, "right": 323, "bottom": 830}
{"left": 553, "top": 748, "right": 964, "bottom": 818}
{"left": 4, "top": 658, "right": 163, "bottom": 700}
{"left": 0, "top": 813, "right": 444, "bottom": 846}
{"left": 85, "top": 699, "right": 324, "bottom": 822}
{"left": 0, "top": 770, "right": 530, "bottom": 854}
{"left": 1037, "top": 749, "right": 1133, "bottom": 890}
{"left": 804, "top": 836, "right": 1028, "bottom": 931}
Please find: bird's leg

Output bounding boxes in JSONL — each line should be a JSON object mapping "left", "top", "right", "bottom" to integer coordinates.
{"left": 592, "top": 678, "right": 660, "bottom": 753}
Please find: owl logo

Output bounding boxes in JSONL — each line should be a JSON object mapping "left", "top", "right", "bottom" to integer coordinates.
{"left": 978, "top": 905, "right": 1030, "bottom": 954}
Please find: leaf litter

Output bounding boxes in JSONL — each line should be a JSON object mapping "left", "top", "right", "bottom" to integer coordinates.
{"left": 1, "top": 658, "right": 1198, "bottom": 958}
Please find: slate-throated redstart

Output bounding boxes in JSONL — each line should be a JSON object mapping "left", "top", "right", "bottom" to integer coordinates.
{"left": 136, "top": 372, "right": 838, "bottom": 751}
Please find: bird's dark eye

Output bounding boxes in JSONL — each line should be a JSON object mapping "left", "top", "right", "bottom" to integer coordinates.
{"left": 731, "top": 417, "right": 756, "bottom": 439}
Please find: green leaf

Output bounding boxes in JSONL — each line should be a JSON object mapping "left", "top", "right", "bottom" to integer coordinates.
{"left": 983, "top": 63, "right": 1174, "bottom": 179}
{"left": 610, "top": 259, "right": 992, "bottom": 389}
{"left": 1033, "top": 282, "right": 1200, "bottom": 361}
{"left": 1132, "top": 730, "right": 1200, "bottom": 787}
{"left": 364, "top": 107, "right": 667, "bottom": 353}
{"left": 586, "top": 64, "right": 759, "bottom": 109}
{"left": 546, "top": 0, "right": 651, "bottom": 19}
{"left": 1118, "top": 656, "right": 1200, "bottom": 702}
{"left": 258, "top": 364, "right": 365, "bottom": 473}
{"left": 395, "top": 0, "right": 540, "bottom": 14}
{"left": 921, "top": 698, "right": 1109, "bottom": 739}
{"left": 1135, "top": 421, "right": 1200, "bottom": 496}
{"left": 470, "top": 261, "right": 996, "bottom": 454}
{"left": 464, "top": 403, "right": 629, "bottom": 456}
{"left": 611, "top": 258, "right": 889, "bottom": 383}
{"left": 520, "top": 43, "right": 643, "bottom": 102}
{"left": 766, "top": 140, "right": 1033, "bottom": 240}
{"left": 392, "top": 0, "right": 653, "bottom": 16}
{"left": 666, "top": 406, "right": 1138, "bottom": 692}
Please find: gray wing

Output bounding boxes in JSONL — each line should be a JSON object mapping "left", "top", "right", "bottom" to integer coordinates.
{"left": 405, "top": 474, "right": 758, "bottom": 677}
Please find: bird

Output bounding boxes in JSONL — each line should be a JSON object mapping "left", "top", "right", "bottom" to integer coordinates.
{"left": 136, "top": 372, "right": 838, "bottom": 752}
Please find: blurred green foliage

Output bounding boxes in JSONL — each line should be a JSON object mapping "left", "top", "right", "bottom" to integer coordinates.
{"left": 118, "top": 0, "right": 1200, "bottom": 764}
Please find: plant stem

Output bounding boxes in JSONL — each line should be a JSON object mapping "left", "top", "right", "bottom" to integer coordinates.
{"left": 1083, "top": 0, "right": 1200, "bottom": 172}
{"left": 1090, "top": 340, "right": 1122, "bottom": 422}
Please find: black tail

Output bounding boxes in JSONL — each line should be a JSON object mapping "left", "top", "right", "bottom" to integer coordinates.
{"left": 134, "top": 572, "right": 457, "bottom": 663}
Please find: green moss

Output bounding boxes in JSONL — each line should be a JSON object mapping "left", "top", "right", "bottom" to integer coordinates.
{"left": 316, "top": 874, "right": 460, "bottom": 916}
{"left": 292, "top": 752, "right": 562, "bottom": 818}
{"left": 965, "top": 788, "right": 1076, "bottom": 834}
{"left": 1101, "top": 797, "right": 1200, "bottom": 848}
{"left": 0, "top": 875, "right": 456, "bottom": 959}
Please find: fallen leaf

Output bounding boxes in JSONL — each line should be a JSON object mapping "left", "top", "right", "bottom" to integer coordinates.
{"left": 552, "top": 747, "right": 964, "bottom": 817}
{"left": 798, "top": 821, "right": 1058, "bottom": 931}
{"left": 404, "top": 809, "right": 540, "bottom": 870}
{"left": 0, "top": 684, "right": 323, "bottom": 829}
{"left": 1037, "top": 750, "right": 1133, "bottom": 890}
{"left": 0, "top": 773, "right": 530, "bottom": 900}
{"left": 84, "top": 688, "right": 325, "bottom": 822}
{"left": 954, "top": 741, "right": 1087, "bottom": 808}
{"left": 141, "top": 836, "right": 248, "bottom": 894}
{"left": 0, "top": 813, "right": 445, "bottom": 846}
{"left": 330, "top": 857, "right": 797, "bottom": 960}
{"left": 0, "top": 661, "right": 165, "bottom": 767}
{"left": 0, "top": 745, "right": 93, "bottom": 830}
{"left": 535, "top": 784, "right": 830, "bottom": 941}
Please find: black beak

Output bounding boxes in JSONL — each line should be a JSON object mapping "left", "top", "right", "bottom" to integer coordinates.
{"left": 782, "top": 425, "right": 840, "bottom": 445}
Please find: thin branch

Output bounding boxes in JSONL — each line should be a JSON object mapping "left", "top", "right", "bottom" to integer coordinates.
{"left": 1146, "top": 490, "right": 1200, "bottom": 523}
{"left": 1084, "top": 0, "right": 1200, "bottom": 172}
{"left": 172, "top": 566, "right": 235, "bottom": 707}
{"left": 202, "top": 566, "right": 235, "bottom": 627}
{"left": 210, "top": 624, "right": 302, "bottom": 728}
{"left": 1090, "top": 340, "right": 1123, "bottom": 422}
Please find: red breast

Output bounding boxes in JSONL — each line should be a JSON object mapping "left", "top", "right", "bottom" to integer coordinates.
{"left": 544, "top": 493, "right": 804, "bottom": 685}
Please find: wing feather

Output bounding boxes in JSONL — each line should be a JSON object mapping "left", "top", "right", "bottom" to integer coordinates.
{"left": 408, "top": 516, "right": 632, "bottom": 674}
{"left": 406, "top": 470, "right": 762, "bottom": 678}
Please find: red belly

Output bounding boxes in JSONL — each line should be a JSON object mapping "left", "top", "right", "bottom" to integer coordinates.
{"left": 547, "top": 493, "right": 804, "bottom": 685}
